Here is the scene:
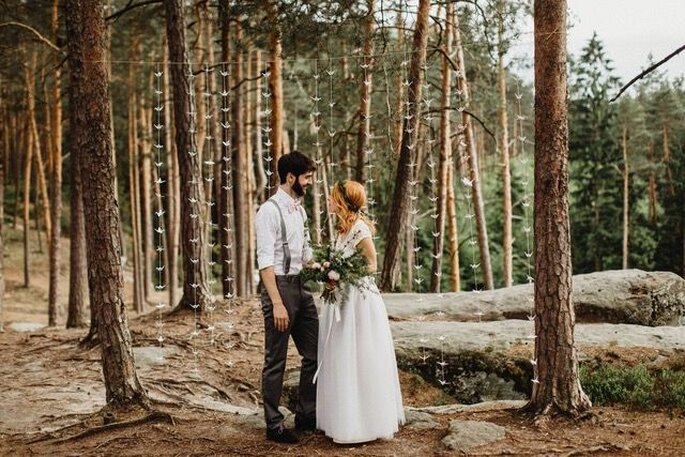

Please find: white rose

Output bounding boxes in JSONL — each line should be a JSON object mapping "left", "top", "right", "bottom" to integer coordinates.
{"left": 311, "top": 262, "right": 322, "bottom": 270}
{"left": 323, "top": 261, "right": 331, "bottom": 268}
{"left": 328, "top": 270, "right": 341, "bottom": 281}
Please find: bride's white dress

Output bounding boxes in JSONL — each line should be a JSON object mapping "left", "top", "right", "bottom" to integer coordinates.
{"left": 316, "top": 220, "right": 405, "bottom": 443}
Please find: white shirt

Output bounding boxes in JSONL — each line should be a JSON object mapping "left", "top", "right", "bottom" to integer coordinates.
{"left": 255, "top": 187, "right": 313, "bottom": 275}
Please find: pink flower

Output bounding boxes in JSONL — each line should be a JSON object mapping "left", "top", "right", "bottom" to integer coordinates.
{"left": 328, "top": 270, "right": 340, "bottom": 281}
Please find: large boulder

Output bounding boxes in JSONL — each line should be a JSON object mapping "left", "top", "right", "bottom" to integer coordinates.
{"left": 383, "top": 270, "right": 685, "bottom": 326}
{"left": 391, "top": 320, "right": 685, "bottom": 403}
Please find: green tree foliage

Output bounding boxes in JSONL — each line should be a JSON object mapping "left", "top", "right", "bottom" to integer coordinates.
{"left": 569, "top": 34, "right": 622, "bottom": 273}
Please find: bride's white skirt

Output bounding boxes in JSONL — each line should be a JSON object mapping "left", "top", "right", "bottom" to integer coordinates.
{"left": 316, "top": 278, "right": 405, "bottom": 443}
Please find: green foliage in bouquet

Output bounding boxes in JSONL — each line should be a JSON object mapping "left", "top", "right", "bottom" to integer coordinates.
{"left": 299, "top": 244, "right": 370, "bottom": 304}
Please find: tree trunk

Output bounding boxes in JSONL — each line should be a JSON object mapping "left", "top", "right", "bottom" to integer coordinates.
{"left": 140, "top": 104, "right": 154, "bottom": 303}
{"left": 165, "top": 0, "right": 211, "bottom": 311}
{"left": 355, "top": 0, "right": 374, "bottom": 184}
{"left": 446, "top": 164, "right": 460, "bottom": 291}
{"left": 498, "top": 22, "right": 513, "bottom": 287}
{"left": 0, "top": 96, "right": 5, "bottom": 332}
{"left": 65, "top": 0, "right": 147, "bottom": 406}
{"left": 648, "top": 143, "right": 657, "bottom": 224}
{"left": 128, "top": 88, "right": 144, "bottom": 313}
{"left": 267, "top": 1, "right": 284, "bottom": 191}
{"left": 431, "top": 1, "right": 453, "bottom": 293}
{"left": 22, "top": 113, "right": 33, "bottom": 289}
{"left": 379, "top": 0, "right": 430, "bottom": 291}
{"left": 245, "top": 45, "right": 257, "bottom": 293}
{"left": 525, "top": 0, "right": 591, "bottom": 416}
{"left": 67, "top": 109, "right": 89, "bottom": 329}
{"left": 622, "top": 126, "right": 629, "bottom": 270}
{"left": 164, "top": 43, "right": 179, "bottom": 310}
{"left": 48, "top": 0, "right": 64, "bottom": 328}
{"left": 231, "top": 24, "right": 248, "bottom": 297}
{"left": 454, "top": 11, "right": 493, "bottom": 290}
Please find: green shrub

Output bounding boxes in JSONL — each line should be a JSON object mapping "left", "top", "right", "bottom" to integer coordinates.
{"left": 580, "top": 364, "right": 685, "bottom": 411}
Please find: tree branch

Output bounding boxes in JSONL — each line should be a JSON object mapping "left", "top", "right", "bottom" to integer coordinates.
{"left": 610, "top": 44, "right": 685, "bottom": 102}
{"left": 0, "top": 22, "right": 61, "bottom": 52}
{"left": 106, "top": 0, "right": 163, "bottom": 22}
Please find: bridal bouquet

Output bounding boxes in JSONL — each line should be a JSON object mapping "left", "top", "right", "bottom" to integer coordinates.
{"left": 299, "top": 245, "right": 369, "bottom": 305}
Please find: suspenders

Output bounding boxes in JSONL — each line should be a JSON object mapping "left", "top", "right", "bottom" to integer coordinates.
{"left": 267, "top": 198, "right": 307, "bottom": 275}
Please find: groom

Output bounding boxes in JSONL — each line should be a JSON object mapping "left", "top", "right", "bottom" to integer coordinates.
{"left": 255, "top": 150, "right": 318, "bottom": 444}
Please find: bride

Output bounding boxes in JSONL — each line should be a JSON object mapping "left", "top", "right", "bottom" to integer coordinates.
{"left": 315, "top": 180, "right": 405, "bottom": 444}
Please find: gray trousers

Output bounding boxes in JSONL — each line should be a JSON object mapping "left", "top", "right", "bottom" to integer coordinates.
{"left": 261, "top": 275, "right": 319, "bottom": 430}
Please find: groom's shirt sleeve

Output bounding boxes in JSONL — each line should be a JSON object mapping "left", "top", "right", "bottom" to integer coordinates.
{"left": 255, "top": 204, "right": 279, "bottom": 271}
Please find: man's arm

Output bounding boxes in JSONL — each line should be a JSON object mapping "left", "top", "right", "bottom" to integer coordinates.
{"left": 260, "top": 267, "right": 290, "bottom": 332}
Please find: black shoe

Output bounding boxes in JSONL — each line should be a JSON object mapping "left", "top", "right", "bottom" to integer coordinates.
{"left": 266, "top": 426, "right": 299, "bottom": 444}
{"left": 295, "top": 415, "right": 317, "bottom": 432}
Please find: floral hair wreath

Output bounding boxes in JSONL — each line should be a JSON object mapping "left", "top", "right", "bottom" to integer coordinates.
{"left": 336, "top": 180, "right": 361, "bottom": 213}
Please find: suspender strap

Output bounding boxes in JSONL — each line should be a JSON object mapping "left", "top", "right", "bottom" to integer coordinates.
{"left": 267, "top": 199, "right": 291, "bottom": 274}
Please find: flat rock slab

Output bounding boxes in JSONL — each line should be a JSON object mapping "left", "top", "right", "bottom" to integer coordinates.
{"left": 404, "top": 409, "right": 441, "bottom": 430}
{"left": 9, "top": 322, "right": 46, "bottom": 332}
{"left": 441, "top": 420, "right": 506, "bottom": 452}
{"left": 383, "top": 270, "right": 685, "bottom": 326}
{"left": 392, "top": 321, "right": 685, "bottom": 356}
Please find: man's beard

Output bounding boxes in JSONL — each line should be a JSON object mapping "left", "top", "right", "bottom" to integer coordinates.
{"left": 293, "top": 179, "right": 305, "bottom": 197}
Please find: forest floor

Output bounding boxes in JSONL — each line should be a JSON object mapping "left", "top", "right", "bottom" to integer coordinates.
{"left": 1, "top": 227, "right": 685, "bottom": 456}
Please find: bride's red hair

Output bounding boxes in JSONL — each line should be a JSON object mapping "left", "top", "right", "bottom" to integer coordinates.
{"left": 331, "top": 180, "right": 376, "bottom": 235}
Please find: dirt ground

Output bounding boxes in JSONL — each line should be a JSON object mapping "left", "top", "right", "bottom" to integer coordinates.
{"left": 2, "top": 227, "right": 685, "bottom": 456}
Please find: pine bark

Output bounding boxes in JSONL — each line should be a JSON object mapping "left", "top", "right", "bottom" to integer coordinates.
{"left": 431, "top": 1, "right": 453, "bottom": 293}
{"left": 164, "top": 43, "right": 179, "bottom": 310}
{"left": 379, "top": 0, "right": 430, "bottom": 291}
{"left": 232, "top": 24, "right": 248, "bottom": 298}
{"left": 49, "top": 0, "right": 64, "bottom": 328}
{"left": 23, "top": 57, "right": 34, "bottom": 288}
{"left": 498, "top": 19, "right": 513, "bottom": 287}
{"left": 446, "top": 164, "right": 460, "bottom": 291}
{"left": 0, "top": 94, "right": 5, "bottom": 332}
{"left": 65, "top": 0, "right": 147, "bottom": 406}
{"left": 165, "top": 0, "right": 212, "bottom": 311}
{"left": 67, "top": 85, "right": 88, "bottom": 329}
{"left": 526, "top": 0, "right": 591, "bottom": 416}
{"left": 454, "top": 11, "right": 493, "bottom": 290}
{"left": 140, "top": 104, "right": 154, "bottom": 303}
{"left": 128, "top": 89, "right": 144, "bottom": 313}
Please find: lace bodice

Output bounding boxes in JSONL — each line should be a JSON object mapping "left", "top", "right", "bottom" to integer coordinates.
{"left": 334, "top": 220, "right": 373, "bottom": 256}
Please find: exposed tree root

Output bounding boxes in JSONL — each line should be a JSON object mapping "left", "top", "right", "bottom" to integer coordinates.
{"left": 33, "top": 410, "right": 174, "bottom": 446}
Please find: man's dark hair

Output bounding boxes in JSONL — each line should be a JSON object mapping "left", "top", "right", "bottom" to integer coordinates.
{"left": 277, "top": 150, "right": 316, "bottom": 184}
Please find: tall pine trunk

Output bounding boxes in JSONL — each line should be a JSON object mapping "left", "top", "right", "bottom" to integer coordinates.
{"left": 431, "top": 2, "right": 453, "bottom": 293}
{"left": 526, "top": 0, "right": 591, "bottom": 416}
{"left": 446, "top": 164, "right": 460, "bottom": 291}
{"left": 379, "top": 0, "right": 430, "bottom": 291}
{"left": 22, "top": 55, "right": 35, "bottom": 289}
{"left": 128, "top": 87, "right": 144, "bottom": 313}
{"left": 67, "top": 148, "right": 88, "bottom": 328}
{"left": 164, "top": 43, "right": 179, "bottom": 309}
{"left": 232, "top": 23, "right": 249, "bottom": 297}
{"left": 498, "top": 18, "right": 513, "bottom": 287}
{"left": 140, "top": 103, "right": 154, "bottom": 303}
{"left": 454, "top": 10, "right": 493, "bottom": 290}
{"left": 65, "top": 0, "right": 147, "bottom": 406}
{"left": 49, "top": 0, "right": 64, "bottom": 326}
{"left": 165, "top": 0, "right": 212, "bottom": 311}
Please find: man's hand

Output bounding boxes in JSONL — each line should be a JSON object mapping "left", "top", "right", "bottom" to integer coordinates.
{"left": 273, "top": 302, "right": 290, "bottom": 332}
